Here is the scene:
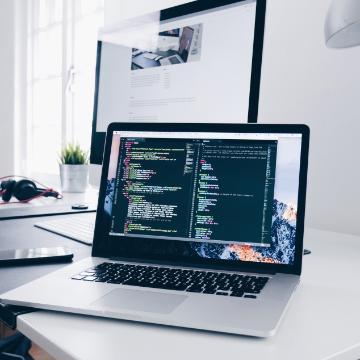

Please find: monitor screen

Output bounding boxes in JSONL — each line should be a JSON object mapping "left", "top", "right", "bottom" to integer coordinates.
{"left": 91, "top": 0, "right": 266, "bottom": 164}
{"left": 102, "top": 130, "right": 302, "bottom": 266}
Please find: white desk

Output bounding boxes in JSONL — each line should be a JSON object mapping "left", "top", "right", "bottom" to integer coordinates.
{"left": 0, "top": 187, "right": 98, "bottom": 215}
{"left": 15, "top": 228, "right": 360, "bottom": 360}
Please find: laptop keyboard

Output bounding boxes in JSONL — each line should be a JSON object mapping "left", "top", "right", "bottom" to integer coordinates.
{"left": 169, "top": 56, "right": 181, "bottom": 64}
{"left": 72, "top": 262, "right": 269, "bottom": 298}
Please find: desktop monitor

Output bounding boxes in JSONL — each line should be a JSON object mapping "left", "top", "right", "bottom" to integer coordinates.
{"left": 90, "top": 0, "right": 267, "bottom": 165}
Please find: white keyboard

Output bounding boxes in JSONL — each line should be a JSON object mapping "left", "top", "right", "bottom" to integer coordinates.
{"left": 35, "top": 213, "right": 96, "bottom": 245}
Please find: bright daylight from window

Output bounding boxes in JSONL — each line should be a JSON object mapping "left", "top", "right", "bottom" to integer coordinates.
{"left": 28, "top": 0, "right": 104, "bottom": 175}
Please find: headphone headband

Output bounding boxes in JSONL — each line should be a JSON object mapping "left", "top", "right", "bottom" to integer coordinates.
{"left": 0, "top": 176, "right": 62, "bottom": 203}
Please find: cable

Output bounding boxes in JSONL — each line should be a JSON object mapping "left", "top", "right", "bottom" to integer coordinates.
{"left": 0, "top": 175, "right": 63, "bottom": 205}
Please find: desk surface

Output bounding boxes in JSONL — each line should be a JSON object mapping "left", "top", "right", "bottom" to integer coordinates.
{"left": 0, "top": 188, "right": 98, "bottom": 294}
{"left": 0, "top": 188, "right": 98, "bottom": 220}
{"left": 3, "top": 227, "right": 359, "bottom": 360}
{"left": 0, "top": 213, "right": 92, "bottom": 294}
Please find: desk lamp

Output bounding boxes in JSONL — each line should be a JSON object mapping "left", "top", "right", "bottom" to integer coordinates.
{"left": 325, "top": 0, "right": 360, "bottom": 48}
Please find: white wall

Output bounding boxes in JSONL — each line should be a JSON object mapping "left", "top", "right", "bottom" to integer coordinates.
{"left": 104, "top": 0, "right": 360, "bottom": 236}
{"left": 105, "top": 0, "right": 192, "bottom": 24}
{"left": 0, "top": 0, "right": 15, "bottom": 176}
{"left": 258, "top": 0, "right": 360, "bottom": 236}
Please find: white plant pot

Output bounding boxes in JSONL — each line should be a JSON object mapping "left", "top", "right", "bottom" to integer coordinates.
{"left": 59, "top": 164, "right": 89, "bottom": 193}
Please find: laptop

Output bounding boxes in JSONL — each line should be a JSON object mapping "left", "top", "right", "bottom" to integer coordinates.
{"left": 0, "top": 123, "right": 309, "bottom": 337}
{"left": 159, "top": 26, "right": 194, "bottom": 65}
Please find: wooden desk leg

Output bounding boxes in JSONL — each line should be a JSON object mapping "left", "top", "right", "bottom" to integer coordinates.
{"left": 29, "top": 342, "right": 56, "bottom": 360}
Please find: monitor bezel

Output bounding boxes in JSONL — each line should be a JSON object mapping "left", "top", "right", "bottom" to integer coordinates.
{"left": 90, "top": 0, "right": 267, "bottom": 165}
{"left": 92, "top": 122, "right": 309, "bottom": 276}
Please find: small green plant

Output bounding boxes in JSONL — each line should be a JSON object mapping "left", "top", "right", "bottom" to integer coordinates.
{"left": 59, "top": 143, "right": 89, "bottom": 165}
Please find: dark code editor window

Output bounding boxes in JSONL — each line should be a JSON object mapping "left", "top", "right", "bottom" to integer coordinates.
{"left": 110, "top": 137, "right": 277, "bottom": 246}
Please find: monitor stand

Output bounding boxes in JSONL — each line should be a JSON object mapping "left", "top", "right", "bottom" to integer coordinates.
{"left": 89, "top": 164, "right": 101, "bottom": 189}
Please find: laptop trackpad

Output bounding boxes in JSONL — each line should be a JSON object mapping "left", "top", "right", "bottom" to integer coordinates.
{"left": 91, "top": 288, "right": 187, "bottom": 314}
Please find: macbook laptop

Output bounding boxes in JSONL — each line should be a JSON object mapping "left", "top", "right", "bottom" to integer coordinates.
{"left": 0, "top": 123, "right": 309, "bottom": 337}
{"left": 159, "top": 26, "right": 194, "bottom": 65}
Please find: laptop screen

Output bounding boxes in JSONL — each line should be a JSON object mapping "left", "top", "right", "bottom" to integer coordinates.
{"left": 178, "top": 26, "right": 194, "bottom": 62}
{"left": 102, "top": 130, "right": 303, "bottom": 266}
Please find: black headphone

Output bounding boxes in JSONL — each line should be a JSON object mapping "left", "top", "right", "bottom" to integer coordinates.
{"left": 0, "top": 179, "right": 61, "bottom": 202}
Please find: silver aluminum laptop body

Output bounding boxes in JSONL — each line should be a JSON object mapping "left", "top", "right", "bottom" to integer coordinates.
{"left": 1, "top": 123, "right": 309, "bottom": 337}
{"left": 159, "top": 54, "right": 184, "bottom": 66}
{"left": 159, "top": 26, "right": 194, "bottom": 66}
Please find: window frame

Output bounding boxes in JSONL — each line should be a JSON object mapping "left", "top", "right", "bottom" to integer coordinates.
{"left": 26, "top": 0, "right": 104, "bottom": 176}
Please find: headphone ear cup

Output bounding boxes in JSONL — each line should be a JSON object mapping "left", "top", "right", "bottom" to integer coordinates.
{"left": 1, "top": 180, "right": 16, "bottom": 202}
{"left": 12, "top": 180, "right": 39, "bottom": 201}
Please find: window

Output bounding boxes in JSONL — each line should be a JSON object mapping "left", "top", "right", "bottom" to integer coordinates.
{"left": 27, "top": 0, "right": 104, "bottom": 174}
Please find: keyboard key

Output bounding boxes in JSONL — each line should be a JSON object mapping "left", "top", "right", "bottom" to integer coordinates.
{"left": 80, "top": 271, "right": 95, "bottom": 276}
{"left": 203, "top": 289, "right": 216, "bottom": 294}
{"left": 187, "top": 287, "right": 203, "bottom": 293}
{"left": 230, "top": 291, "right": 244, "bottom": 297}
{"left": 72, "top": 262, "right": 269, "bottom": 297}
{"left": 106, "top": 279, "right": 122, "bottom": 284}
{"left": 71, "top": 275, "right": 84, "bottom": 280}
{"left": 216, "top": 291, "right": 228, "bottom": 296}
{"left": 244, "top": 295, "right": 257, "bottom": 299}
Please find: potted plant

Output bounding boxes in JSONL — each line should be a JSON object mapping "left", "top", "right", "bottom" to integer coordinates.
{"left": 59, "top": 144, "right": 89, "bottom": 192}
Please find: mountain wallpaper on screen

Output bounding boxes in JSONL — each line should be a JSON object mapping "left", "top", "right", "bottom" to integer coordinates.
{"left": 191, "top": 199, "right": 297, "bottom": 265}
{"left": 105, "top": 177, "right": 297, "bottom": 265}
